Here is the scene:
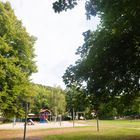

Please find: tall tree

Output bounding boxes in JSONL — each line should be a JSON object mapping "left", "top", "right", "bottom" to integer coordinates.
{"left": 46, "top": 86, "right": 66, "bottom": 116}
{"left": 54, "top": 0, "right": 140, "bottom": 116}
{"left": 0, "top": 2, "right": 37, "bottom": 118}
{"left": 65, "top": 85, "right": 90, "bottom": 117}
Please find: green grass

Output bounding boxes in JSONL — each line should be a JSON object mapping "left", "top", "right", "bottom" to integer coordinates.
{"left": 43, "top": 120, "right": 140, "bottom": 140}
{"left": 0, "top": 120, "right": 140, "bottom": 140}
{"left": 44, "top": 129, "right": 140, "bottom": 140}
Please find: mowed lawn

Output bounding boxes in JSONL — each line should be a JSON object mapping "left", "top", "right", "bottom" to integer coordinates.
{"left": 0, "top": 120, "right": 140, "bottom": 140}
{"left": 44, "top": 120, "right": 140, "bottom": 140}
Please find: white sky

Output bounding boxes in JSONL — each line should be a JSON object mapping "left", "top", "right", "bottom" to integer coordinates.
{"left": 5, "top": 0, "right": 100, "bottom": 88}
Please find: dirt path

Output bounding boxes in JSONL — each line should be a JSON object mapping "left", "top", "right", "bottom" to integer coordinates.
{"left": 0, "top": 127, "right": 93, "bottom": 140}
{"left": 0, "top": 121, "right": 90, "bottom": 130}
{"left": 0, "top": 121, "right": 92, "bottom": 140}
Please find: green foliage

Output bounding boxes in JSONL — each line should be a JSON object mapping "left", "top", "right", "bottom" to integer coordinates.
{"left": 61, "top": 0, "right": 140, "bottom": 115}
{"left": 31, "top": 84, "right": 50, "bottom": 114}
{"left": 98, "top": 103, "right": 117, "bottom": 120}
{"left": 47, "top": 86, "right": 66, "bottom": 115}
{"left": 31, "top": 84, "right": 66, "bottom": 115}
{"left": 65, "top": 85, "right": 90, "bottom": 116}
{"left": 53, "top": 0, "right": 78, "bottom": 13}
{"left": 117, "top": 95, "right": 140, "bottom": 117}
{"left": 0, "top": 2, "right": 37, "bottom": 118}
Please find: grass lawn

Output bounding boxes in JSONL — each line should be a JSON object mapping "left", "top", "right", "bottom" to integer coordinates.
{"left": 0, "top": 120, "right": 140, "bottom": 140}
{"left": 43, "top": 120, "right": 140, "bottom": 140}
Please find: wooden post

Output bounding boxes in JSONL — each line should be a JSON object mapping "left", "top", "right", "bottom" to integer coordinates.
{"left": 59, "top": 115, "right": 62, "bottom": 126}
{"left": 23, "top": 102, "right": 28, "bottom": 140}
{"left": 96, "top": 115, "right": 99, "bottom": 132}
{"left": 73, "top": 108, "right": 75, "bottom": 127}
{"left": 13, "top": 116, "right": 16, "bottom": 127}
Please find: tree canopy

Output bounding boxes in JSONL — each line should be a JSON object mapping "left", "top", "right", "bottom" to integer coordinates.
{"left": 0, "top": 2, "right": 37, "bottom": 118}
{"left": 54, "top": 0, "right": 140, "bottom": 112}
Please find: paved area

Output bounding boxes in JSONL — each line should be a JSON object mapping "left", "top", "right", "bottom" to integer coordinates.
{"left": 0, "top": 121, "right": 90, "bottom": 130}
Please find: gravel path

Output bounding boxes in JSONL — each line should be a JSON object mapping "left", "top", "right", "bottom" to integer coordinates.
{"left": 0, "top": 121, "right": 90, "bottom": 130}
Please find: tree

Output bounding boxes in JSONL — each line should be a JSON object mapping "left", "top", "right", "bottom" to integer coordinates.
{"left": 29, "top": 84, "right": 49, "bottom": 114}
{"left": 53, "top": 0, "right": 78, "bottom": 13}
{"left": 115, "top": 94, "right": 140, "bottom": 118}
{"left": 0, "top": 2, "right": 37, "bottom": 118}
{"left": 53, "top": 1, "right": 140, "bottom": 131}
{"left": 55, "top": 0, "right": 140, "bottom": 110}
{"left": 46, "top": 86, "right": 66, "bottom": 116}
{"left": 65, "top": 85, "right": 86, "bottom": 116}
{"left": 31, "top": 84, "right": 66, "bottom": 116}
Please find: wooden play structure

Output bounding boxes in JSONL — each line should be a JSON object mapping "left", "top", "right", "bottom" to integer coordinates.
{"left": 39, "top": 108, "right": 51, "bottom": 123}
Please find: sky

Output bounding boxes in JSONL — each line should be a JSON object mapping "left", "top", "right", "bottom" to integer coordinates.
{"left": 5, "top": 0, "right": 100, "bottom": 88}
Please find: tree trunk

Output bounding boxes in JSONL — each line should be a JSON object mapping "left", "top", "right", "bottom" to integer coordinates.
{"left": 72, "top": 108, "right": 75, "bottom": 127}
{"left": 23, "top": 102, "right": 28, "bottom": 140}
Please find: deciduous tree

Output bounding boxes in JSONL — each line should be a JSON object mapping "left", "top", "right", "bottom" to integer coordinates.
{"left": 56, "top": 0, "right": 140, "bottom": 108}
{"left": 0, "top": 2, "right": 37, "bottom": 118}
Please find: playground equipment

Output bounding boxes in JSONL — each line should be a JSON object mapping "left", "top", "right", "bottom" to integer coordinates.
{"left": 39, "top": 108, "right": 51, "bottom": 123}
{"left": 28, "top": 119, "right": 35, "bottom": 125}
{"left": 76, "top": 111, "right": 85, "bottom": 120}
